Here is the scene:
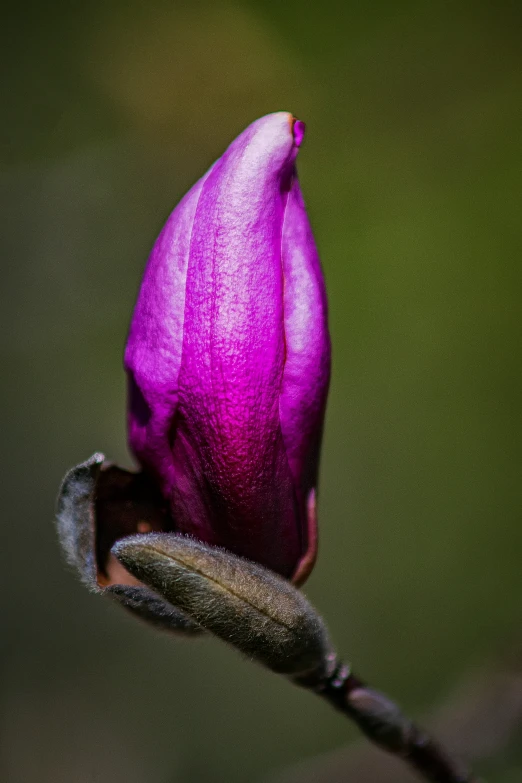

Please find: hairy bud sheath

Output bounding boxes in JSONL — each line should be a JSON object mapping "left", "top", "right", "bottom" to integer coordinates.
{"left": 125, "top": 112, "right": 330, "bottom": 583}
{"left": 113, "top": 533, "right": 333, "bottom": 676}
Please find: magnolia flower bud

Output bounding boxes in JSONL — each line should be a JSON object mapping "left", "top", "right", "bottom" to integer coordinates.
{"left": 125, "top": 112, "right": 330, "bottom": 584}
{"left": 113, "top": 532, "right": 333, "bottom": 677}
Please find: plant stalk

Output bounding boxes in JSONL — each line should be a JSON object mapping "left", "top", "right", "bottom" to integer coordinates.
{"left": 295, "top": 659, "right": 478, "bottom": 783}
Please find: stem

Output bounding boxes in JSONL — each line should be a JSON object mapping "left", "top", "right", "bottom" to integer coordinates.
{"left": 294, "top": 659, "right": 478, "bottom": 783}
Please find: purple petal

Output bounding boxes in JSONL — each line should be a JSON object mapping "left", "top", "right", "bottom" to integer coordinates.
{"left": 169, "top": 113, "right": 302, "bottom": 576}
{"left": 125, "top": 167, "right": 213, "bottom": 477}
{"left": 279, "top": 175, "right": 331, "bottom": 580}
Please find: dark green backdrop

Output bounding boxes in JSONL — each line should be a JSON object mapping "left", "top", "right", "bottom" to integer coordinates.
{"left": 2, "top": 1, "right": 521, "bottom": 781}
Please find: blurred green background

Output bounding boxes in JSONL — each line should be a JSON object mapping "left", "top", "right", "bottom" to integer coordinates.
{"left": 2, "top": 1, "right": 522, "bottom": 781}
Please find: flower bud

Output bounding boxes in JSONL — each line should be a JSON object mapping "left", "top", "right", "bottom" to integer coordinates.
{"left": 125, "top": 112, "right": 330, "bottom": 583}
{"left": 113, "top": 532, "right": 333, "bottom": 677}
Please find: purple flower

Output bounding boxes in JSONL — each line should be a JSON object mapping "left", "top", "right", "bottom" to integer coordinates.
{"left": 124, "top": 112, "right": 330, "bottom": 584}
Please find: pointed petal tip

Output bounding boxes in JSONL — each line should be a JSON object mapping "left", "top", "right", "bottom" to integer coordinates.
{"left": 291, "top": 117, "right": 306, "bottom": 147}
{"left": 243, "top": 111, "right": 305, "bottom": 162}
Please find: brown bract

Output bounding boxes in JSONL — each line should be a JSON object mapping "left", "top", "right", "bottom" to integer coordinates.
{"left": 55, "top": 453, "right": 202, "bottom": 634}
